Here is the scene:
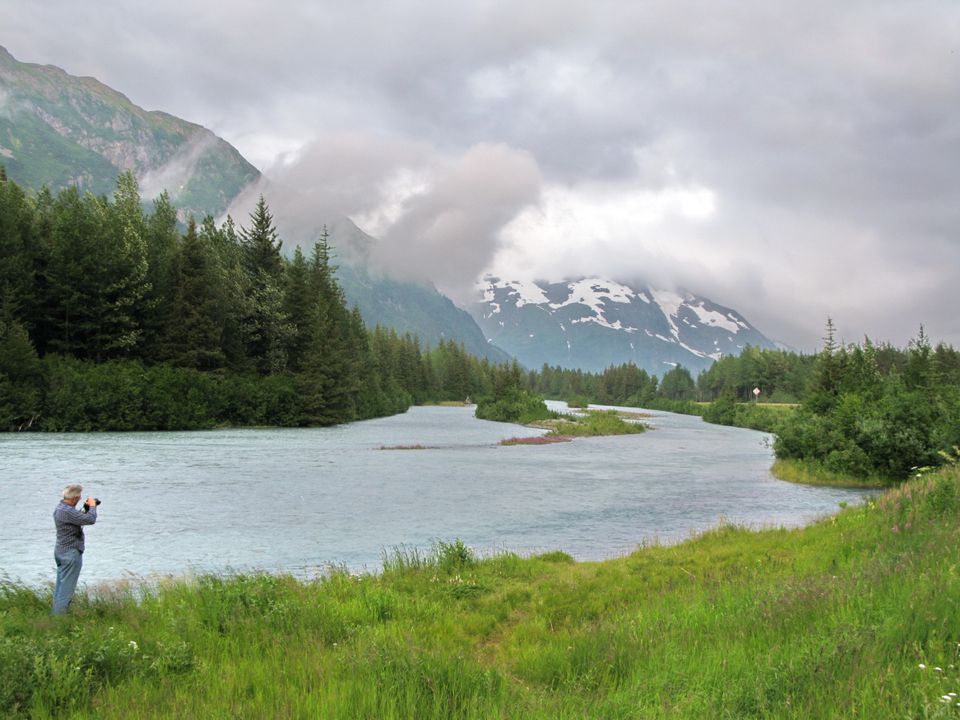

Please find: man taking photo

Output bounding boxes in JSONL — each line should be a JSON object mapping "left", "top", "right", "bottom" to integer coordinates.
{"left": 53, "top": 484, "right": 99, "bottom": 615}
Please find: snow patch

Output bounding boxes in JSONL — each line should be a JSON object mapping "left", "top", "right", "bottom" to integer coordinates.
{"left": 479, "top": 277, "right": 549, "bottom": 308}
{"left": 688, "top": 302, "right": 742, "bottom": 334}
{"left": 648, "top": 288, "right": 689, "bottom": 340}
{"left": 549, "top": 278, "right": 635, "bottom": 315}
{"left": 571, "top": 317, "right": 636, "bottom": 332}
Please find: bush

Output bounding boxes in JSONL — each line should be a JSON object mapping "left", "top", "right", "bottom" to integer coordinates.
{"left": 475, "top": 387, "right": 553, "bottom": 425}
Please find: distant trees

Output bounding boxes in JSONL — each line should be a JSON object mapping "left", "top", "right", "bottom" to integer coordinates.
{"left": 521, "top": 317, "right": 960, "bottom": 481}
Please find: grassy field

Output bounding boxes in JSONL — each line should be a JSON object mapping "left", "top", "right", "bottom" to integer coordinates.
{"left": 3, "top": 464, "right": 960, "bottom": 718}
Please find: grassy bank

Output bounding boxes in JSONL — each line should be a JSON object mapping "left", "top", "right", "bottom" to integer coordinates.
{"left": 3, "top": 466, "right": 960, "bottom": 718}
{"left": 772, "top": 458, "right": 895, "bottom": 489}
{"left": 533, "top": 409, "right": 648, "bottom": 438}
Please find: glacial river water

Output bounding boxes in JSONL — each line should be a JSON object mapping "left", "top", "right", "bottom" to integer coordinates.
{"left": 2, "top": 403, "right": 871, "bottom": 587}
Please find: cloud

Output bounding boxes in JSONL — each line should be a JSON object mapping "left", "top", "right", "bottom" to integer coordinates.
{"left": 372, "top": 143, "right": 542, "bottom": 301}
{"left": 5, "top": 0, "right": 960, "bottom": 349}
{"left": 226, "top": 136, "right": 541, "bottom": 300}
{"left": 137, "top": 132, "right": 219, "bottom": 203}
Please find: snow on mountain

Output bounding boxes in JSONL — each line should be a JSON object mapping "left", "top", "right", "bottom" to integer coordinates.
{"left": 472, "top": 276, "right": 776, "bottom": 375}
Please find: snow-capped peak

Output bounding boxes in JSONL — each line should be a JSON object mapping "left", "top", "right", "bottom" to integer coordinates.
{"left": 472, "top": 274, "right": 775, "bottom": 376}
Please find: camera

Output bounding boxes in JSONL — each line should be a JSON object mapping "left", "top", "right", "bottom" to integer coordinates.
{"left": 82, "top": 498, "right": 101, "bottom": 512}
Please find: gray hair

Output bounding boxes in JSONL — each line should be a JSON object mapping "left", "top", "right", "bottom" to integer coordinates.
{"left": 62, "top": 484, "right": 83, "bottom": 499}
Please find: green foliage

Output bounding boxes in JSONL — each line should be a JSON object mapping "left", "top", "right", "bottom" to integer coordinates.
{"left": 773, "top": 327, "right": 959, "bottom": 481}
{"left": 548, "top": 409, "right": 647, "bottom": 437}
{"left": 659, "top": 365, "right": 697, "bottom": 400}
{"left": 0, "top": 310, "right": 43, "bottom": 430}
{"left": 475, "top": 364, "right": 553, "bottom": 425}
{"left": 702, "top": 397, "right": 791, "bottom": 433}
{"left": 434, "top": 539, "right": 477, "bottom": 574}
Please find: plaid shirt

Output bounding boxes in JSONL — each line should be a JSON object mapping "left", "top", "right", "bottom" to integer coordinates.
{"left": 54, "top": 500, "right": 97, "bottom": 553}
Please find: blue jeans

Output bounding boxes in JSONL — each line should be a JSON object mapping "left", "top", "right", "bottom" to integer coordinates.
{"left": 53, "top": 548, "right": 83, "bottom": 614}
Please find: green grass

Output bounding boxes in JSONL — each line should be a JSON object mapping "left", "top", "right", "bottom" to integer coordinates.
{"left": 3, "top": 465, "right": 960, "bottom": 718}
{"left": 772, "top": 458, "right": 895, "bottom": 489}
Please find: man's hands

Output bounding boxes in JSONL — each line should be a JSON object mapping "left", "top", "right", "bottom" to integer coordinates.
{"left": 84, "top": 497, "right": 97, "bottom": 508}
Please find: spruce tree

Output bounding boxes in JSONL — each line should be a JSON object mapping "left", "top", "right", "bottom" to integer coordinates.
{"left": 239, "top": 197, "right": 292, "bottom": 374}
{"left": 142, "top": 191, "right": 180, "bottom": 359}
{"left": 166, "top": 218, "right": 226, "bottom": 370}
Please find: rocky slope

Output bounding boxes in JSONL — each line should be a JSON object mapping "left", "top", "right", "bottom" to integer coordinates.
{"left": 0, "top": 45, "right": 258, "bottom": 219}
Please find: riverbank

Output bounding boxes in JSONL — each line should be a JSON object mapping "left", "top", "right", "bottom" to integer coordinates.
{"left": 772, "top": 458, "right": 894, "bottom": 489}
{"left": 3, "top": 463, "right": 957, "bottom": 718}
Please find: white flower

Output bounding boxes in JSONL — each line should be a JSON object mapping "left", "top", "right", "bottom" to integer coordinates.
{"left": 935, "top": 667, "right": 944, "bottom": 672}
{"left": 919, "top": 664, "right": 927, "bottom": 669}
{"left": 128, "top": 640, "right": 139, "bottom": 652}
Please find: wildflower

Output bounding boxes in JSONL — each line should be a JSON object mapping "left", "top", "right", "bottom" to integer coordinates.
{"left": 935, "top": 667, "right": 944, "bottom": 672}
{"left": 942, "top": 695, "right": 952, "bottom": 703}
{"left": 892, "top": 526, "right": 899, "bottom": 534}
{"left": 129, "top": 640, "right": 138, "bottom": 652}
{"left": 920, "top": 664, "right": 927, "bottom": 670}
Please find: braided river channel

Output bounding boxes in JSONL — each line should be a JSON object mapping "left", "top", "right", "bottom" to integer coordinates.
{"left": 3, "top": 403, "right": 872, "bottom": 587}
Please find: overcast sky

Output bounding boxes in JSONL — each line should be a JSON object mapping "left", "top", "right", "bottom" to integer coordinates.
{"left": 5, "top": 0, "right": 959, "bottom": 350}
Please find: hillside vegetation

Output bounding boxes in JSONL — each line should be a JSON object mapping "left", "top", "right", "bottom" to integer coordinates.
{"left": 3, "top": 463, "right": 959, "bottom": 718}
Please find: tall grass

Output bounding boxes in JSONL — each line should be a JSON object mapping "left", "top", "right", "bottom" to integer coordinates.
{"left": 3, "top": 465, "right": 960, "bottom": 717}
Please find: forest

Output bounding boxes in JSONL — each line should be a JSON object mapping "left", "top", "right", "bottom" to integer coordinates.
{"left": 0, "top": 169, "right": 512, "bottom": 431}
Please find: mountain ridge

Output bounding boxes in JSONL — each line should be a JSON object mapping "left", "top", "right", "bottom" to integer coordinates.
{"left": 0, "top": 45, "right": 259, "bottom": 220}
{"left": 472, "top": 276, "right": 777, "bottom": 375}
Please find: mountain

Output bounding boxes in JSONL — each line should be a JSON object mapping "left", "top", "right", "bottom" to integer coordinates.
{"left": 299, "top": 217, "right": 513, "bottom": 364}
{"left": 0, "top": 45, "right": 258, "bottom": 219}
{"left": 321, "top": 219, "right": 512, "bottom": 364}
{"left": 0, "top": 46, "right": 503, "bottom": 361}
{"left": 472, "top": 276, "right": 777, "bottom": 375}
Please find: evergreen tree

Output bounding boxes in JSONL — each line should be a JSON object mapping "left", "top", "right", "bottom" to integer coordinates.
{"left": 166, "top": 218, "right": 226, "bottom": 370}
{"left": 283, "top": 246, "right": 312, "bottom": 372}
{"left": 201, "top": 215, "right": 249, "bottom": 370}
{"left": 238, "top": 198, "right": 292, "bottom": 374}
{"left": 659, "top": 366, "right": 696, "bottom": 401}
{"left": 241, "top": 196, "right": 284, "bottom": 282}
{"left": 141, "top": 191, "right": 180, "bottom": 358}
{"left": 0, "top": 171, "right": 35, "bottom": 318}
{"left": 0, "top": 298, "right": 43, "bottom": 430}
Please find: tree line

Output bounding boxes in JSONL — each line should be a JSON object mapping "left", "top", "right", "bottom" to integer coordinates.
{"left": 0, "top": 169, "right": 511, "bottom": 430}
{"left": 524, "top": 320, "right": 960, "bottom": 480}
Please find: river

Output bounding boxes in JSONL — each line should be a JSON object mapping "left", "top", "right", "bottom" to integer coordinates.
{"left": 2, "top": 403, "right": 870, "bottom": 587}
